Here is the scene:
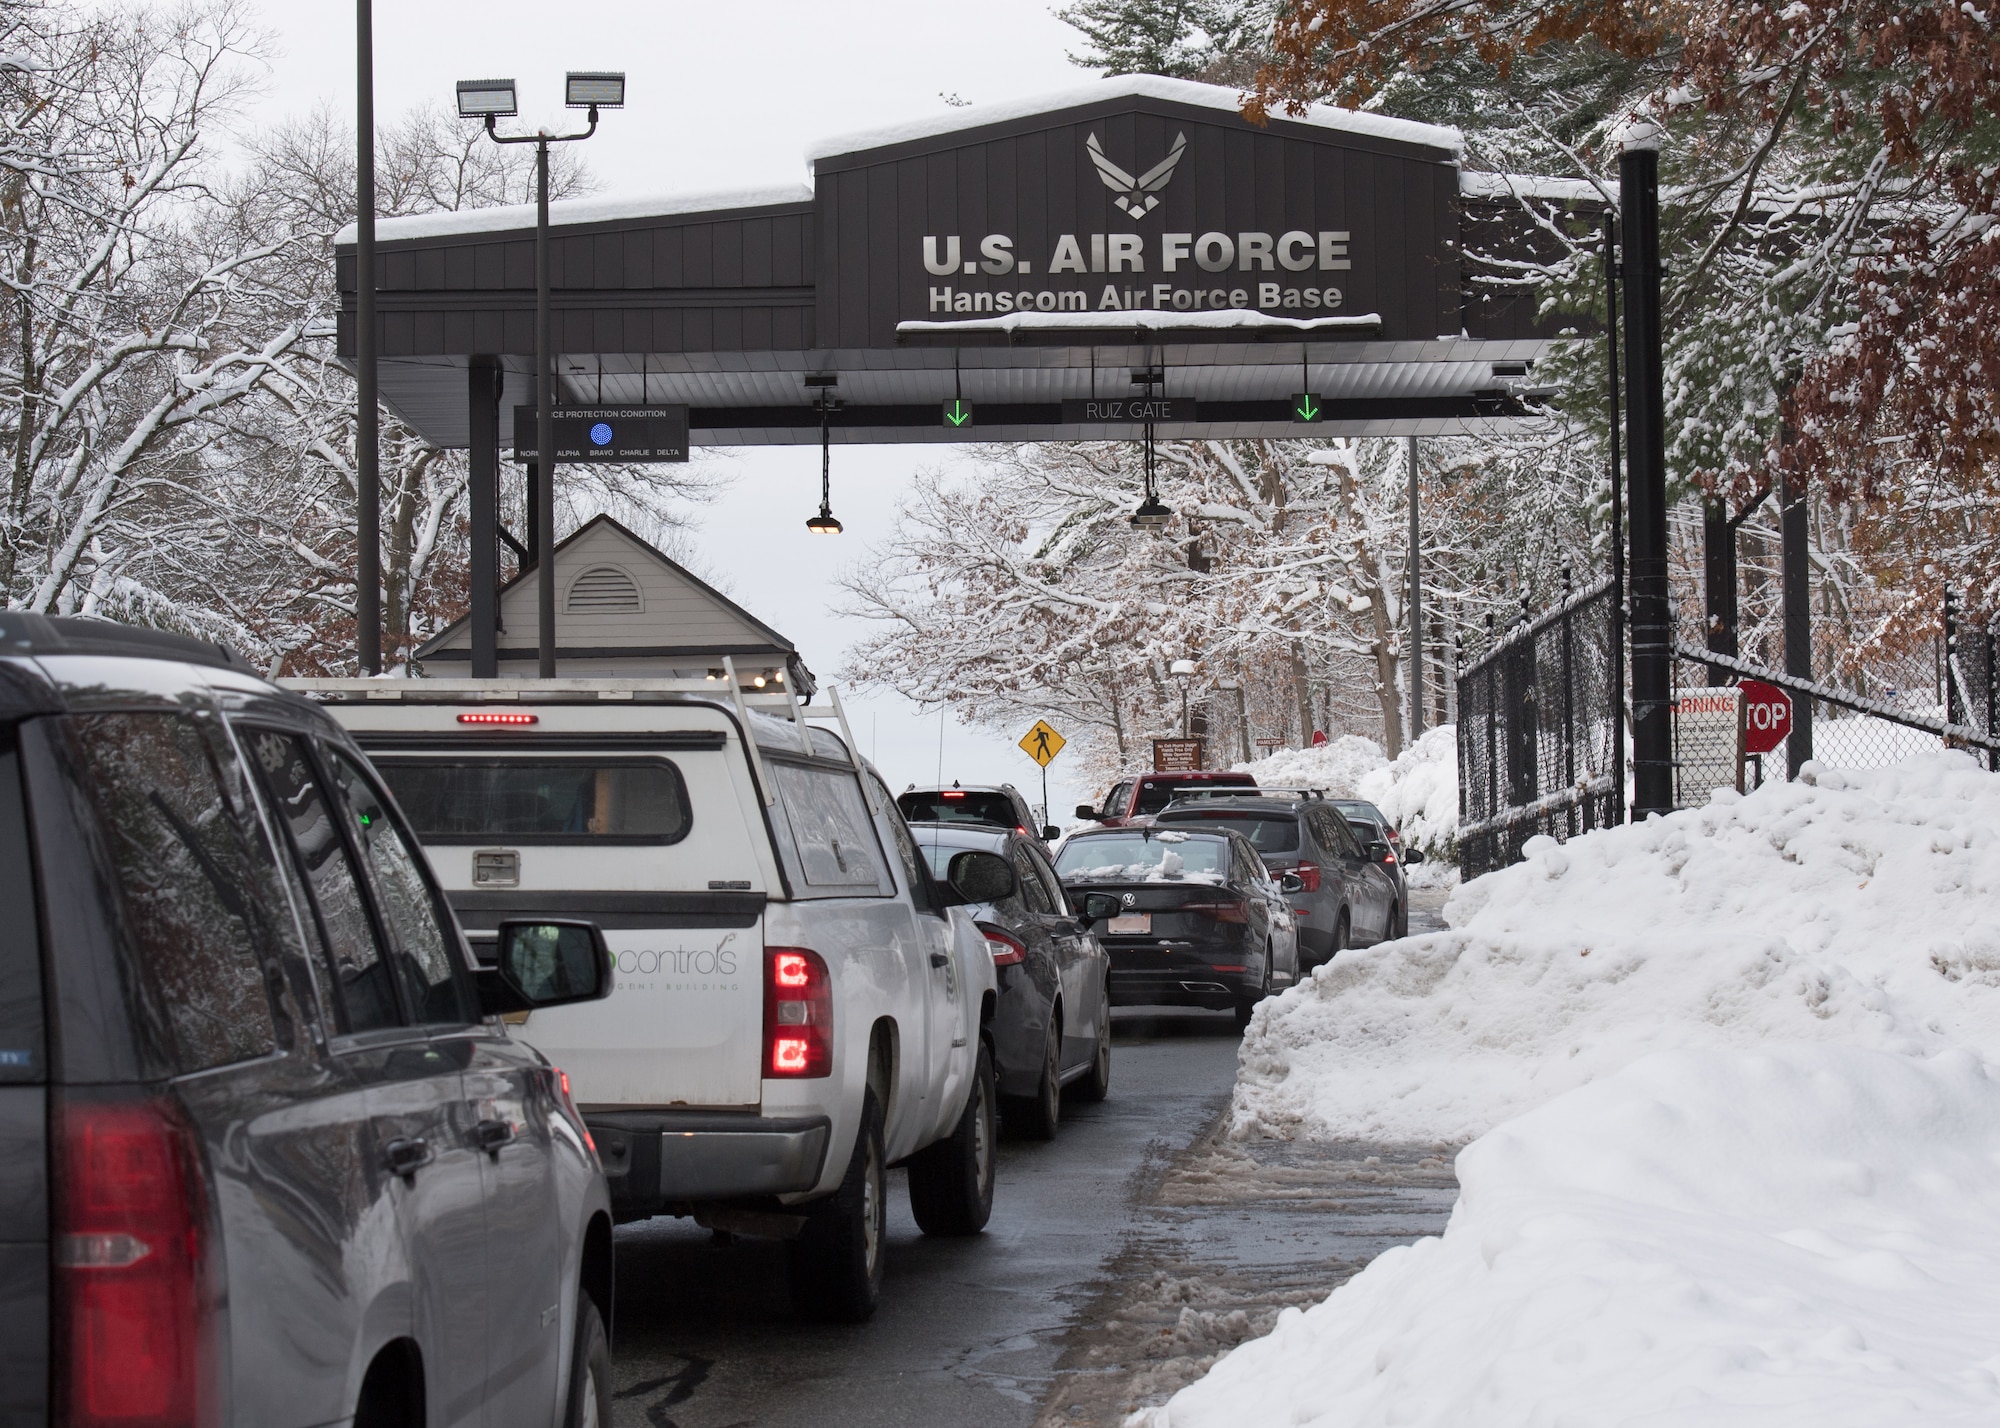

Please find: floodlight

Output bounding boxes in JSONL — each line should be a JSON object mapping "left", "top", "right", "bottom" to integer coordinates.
{"left": 456, "top": 79, "right": 518, "bottom": 118}
{"left": 566, "top": 72, "right": 626, "bottom": 109}
{"left": 1130, "top": 496, "right": 1172, "bottom": 529}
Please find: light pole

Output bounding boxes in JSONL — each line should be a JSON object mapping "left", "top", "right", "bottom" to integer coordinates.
{"left": 1170, "top": 658, "right": 1196, "bottom": 739}
{"left": 1217, "top": 675, "right": 1250, "bottom": 762}
{"left": 457, "top": 72, "right": 624, "bottom": 679}
{"left": 355, "top": 0, "right": 379, "bottom": 674}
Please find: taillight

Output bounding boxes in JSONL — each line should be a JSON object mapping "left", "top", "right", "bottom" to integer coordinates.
{"left": 1181, "top": 897, "right": 1249, "bottom": 924}
{"left": 553, "top": 1068, "right": 596, "bottom": 1156}
{"left": 1294, "top": 861, "right": 1321, "bottom": 893}
{"left": 53, "top": 1094, "right": 208, "bottom": 1428}
{"left": 977, "top": 923, "right": 1027, "bottom": 966}
{"left": 764, "top": 947, "right": 833, "bottom": 1077}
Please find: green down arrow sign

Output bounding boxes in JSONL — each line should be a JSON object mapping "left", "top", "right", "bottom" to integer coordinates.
{"left": 1291, "top": 392, "right": 1323, "bottom": 423}
{"left": 941, "top": 399, "right": 975, "bottom": 429}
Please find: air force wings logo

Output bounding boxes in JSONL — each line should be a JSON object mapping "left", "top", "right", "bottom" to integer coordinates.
{"left": 1087, "top": 131, "right": 1187, "bottom": 219}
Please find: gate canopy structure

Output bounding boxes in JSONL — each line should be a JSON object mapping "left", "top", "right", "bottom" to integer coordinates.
{"left": 335, "top": 75, "right": 1592, "bottom": 449}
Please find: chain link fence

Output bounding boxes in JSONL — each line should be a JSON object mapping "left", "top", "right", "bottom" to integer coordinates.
{"left": 1456, "top": 576, "right": 1622, "bottom": 879}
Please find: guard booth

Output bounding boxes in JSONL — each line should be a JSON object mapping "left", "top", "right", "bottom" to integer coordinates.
{"left": 335, "top": 74, "right": 1592, "bottom": 674}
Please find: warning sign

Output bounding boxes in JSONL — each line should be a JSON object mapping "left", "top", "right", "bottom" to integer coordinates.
{"left": 1019, "top": 720, "right": 1066, "bottom": 767}
{"left": 1673, "top": 687, "right": 1745, "bottom": 806}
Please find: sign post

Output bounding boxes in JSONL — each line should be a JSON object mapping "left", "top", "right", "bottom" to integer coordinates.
{"left": 1019, "top": 719, "right": 1066, "bottom": 831}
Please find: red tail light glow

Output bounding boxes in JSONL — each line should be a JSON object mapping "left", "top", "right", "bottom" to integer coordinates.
{"left": 1181, "top": 897, "right": 1249, "bottom": 924}
{"left": 941, "top": 790, "right": 966, "bottom": 799}
{"left": 765, "top": 947, "right": 832, "bottom": 1077}
{"left": 553, "top": 1068, "right": 596, "bottom": 1155}
{"left": 1294, "top": 861, "right": 1321, "bottom": 893}
{"left": 54, "top": 1094, "right": 208, "bottom": 1428}
{"left": 457, "top": 711, "right": 538, "bottom": 725}
{"left": 977, "top": 923, "right": 1027, "bottom": 966}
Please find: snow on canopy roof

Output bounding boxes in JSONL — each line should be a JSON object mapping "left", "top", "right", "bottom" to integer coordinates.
{"left": 332, "top": 183, "right": 814, "bottom": 247}
{"left": 806, "top": 75, "right": 1463, "bottom": 167}
{"left": 1459, "top": 171, "right": 1608, "bottom": 205}
{"left": 897, "top": 309, "right": 1384, "bottom": 336}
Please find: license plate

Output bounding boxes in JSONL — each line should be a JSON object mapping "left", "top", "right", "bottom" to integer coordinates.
{"left": 1107, "top": 913, "right": 1151, "bottom": 935}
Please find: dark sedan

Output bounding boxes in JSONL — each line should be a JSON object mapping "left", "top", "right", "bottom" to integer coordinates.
{"left": 1054, "top": 827, "right": 1300, "bottom": 1031}
{"left": 911, "top": 824, "right": 1112, "bottom": 1139}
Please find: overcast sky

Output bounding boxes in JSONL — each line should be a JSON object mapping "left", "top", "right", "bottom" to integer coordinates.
{"left": 241, "top": 0, "right": 1121, "bottom": 817}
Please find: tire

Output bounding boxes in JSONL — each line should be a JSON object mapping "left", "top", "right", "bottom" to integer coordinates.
{"left": 1390, "top": 901, "right": 1406, "bottom": 940}
{"left": 1332, "top": 910, "right": 1351, "bottom": 956}
{"left": 908, "top": 1041, "right": 997, "bottom": 1235}
{"left": 1007, "top": 1014, "right": 1062, "bottom": 1141}
{"left": 1072, "top": 984, "right": 1111, "bottom": 1103}
{"left": 789, "top": 1091, "right": 886, "bottom": 1322}
{"left": 1234, "top": 949, "right": 1273, "bottom": 1033}
{"left": 562, "top": 1295, "right": 612, "bottom": 1428}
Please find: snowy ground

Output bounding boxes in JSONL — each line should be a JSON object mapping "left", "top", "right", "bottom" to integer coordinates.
{"left": 1134, "top": 751, "right": 2000, "bottom": 1426}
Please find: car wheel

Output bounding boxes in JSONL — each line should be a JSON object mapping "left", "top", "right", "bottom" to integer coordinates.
{"left": 789, "top": 1091, "right": 886, "bottom": 1322}
{"left": 1390, "top": 901, "right": 1406, "bottom": 940}
{"left": 1332, "top": 910, "right": 1350, "bottom": 956}
{"left": 908, "top": 1041, "right": 997, "bottom": 1235}
{"left": 1234, "top": 950, "right": 1273, "bottom": 1033}
{"left": 1007, "top": 1016, "right": 1062, "bottom": 1141}
{"left": 1073, "top": 986, "right": 1111, "bottom": 1103}
{"left": 562, "top": 1295, "right": 612, "bottom": 1428}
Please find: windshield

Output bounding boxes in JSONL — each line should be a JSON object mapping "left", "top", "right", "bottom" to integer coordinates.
{"left": 376, "top": 758, "right": 691, "bottom": 843}
{"left": 898, "top": 790, "right": 1019, "bottom": 829}
{"left": 1055, "top": 831, "right": 1229, "bottom": 883}
{"left": 1159, "top": 812, "right": 1298, "bottom": 854}
{"left": 1132, "top": 776, "right": 1254, "bottom": 815}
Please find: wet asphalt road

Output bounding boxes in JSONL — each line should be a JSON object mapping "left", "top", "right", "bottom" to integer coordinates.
{"left": 607, "top": 889, "right": 1456, "bottom": 1428}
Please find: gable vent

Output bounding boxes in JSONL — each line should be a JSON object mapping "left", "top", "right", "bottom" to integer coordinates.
{"left": 565, "top": 564, "right": 642, "bottom": 614}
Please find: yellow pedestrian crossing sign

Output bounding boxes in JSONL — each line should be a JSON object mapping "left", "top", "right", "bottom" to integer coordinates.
{"left": 1019, "top": 720, "right": 1066, "bottom": 766}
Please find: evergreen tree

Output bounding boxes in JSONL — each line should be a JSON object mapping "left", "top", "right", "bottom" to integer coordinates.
{"left": 1056, "top": 0, "right": 1264, "bottom": 79}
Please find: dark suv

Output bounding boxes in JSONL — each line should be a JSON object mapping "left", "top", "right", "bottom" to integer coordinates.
{"left": 1156, "top": 793, "right": 1402, "bottom": 966}
{"left": 0, "top": 614, "right": 617, "bottom": 1428}
{"left": 899, "top": 781, "right": 1056, "bottom": 838}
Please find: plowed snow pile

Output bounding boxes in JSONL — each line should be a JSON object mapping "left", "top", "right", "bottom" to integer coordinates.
{"left": 1144, "top": 1045, "right": 2000, "bottom": 1427}
{"left": 1131, "top": 752, "right": 2000, "bottom": 1427}
{"left": 1234, "top": 751, "right": 2000, "bottom": 1145}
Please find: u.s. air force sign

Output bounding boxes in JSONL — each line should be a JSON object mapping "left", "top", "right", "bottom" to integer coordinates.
{"left": 808, "top": 98, "right": 1457, "bottom": 344}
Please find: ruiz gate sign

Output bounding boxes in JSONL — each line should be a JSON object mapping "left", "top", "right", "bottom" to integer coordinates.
{"left": 808, "top": 89, "right": 1462, "bottom": 345}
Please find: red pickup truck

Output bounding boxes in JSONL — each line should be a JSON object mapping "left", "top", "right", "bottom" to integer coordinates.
{"left": 1075, "top": 770, "right": 1258, "bottom": 827}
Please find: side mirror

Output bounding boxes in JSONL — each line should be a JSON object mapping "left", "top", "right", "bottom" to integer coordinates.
{"left": 938, "top": 849, "right": 1016, "bottom": 907}
{"left": 1278, "top": 872, "right": 1305, "bottom": 894}
{"left": 1403, "top": 846, "right": 1425, "bottom": 865}
{"left": 1041, "top": 824, "right": 1062, "bottom": 841}
{"left": 1073, "top": 891, "right": 1122, "bottom": 929}
{"left": 479, "top": 919, "right": 613, "bottom": 1016}
{"left": 1074, "top": 803, "right": 1100, "bottom": 821}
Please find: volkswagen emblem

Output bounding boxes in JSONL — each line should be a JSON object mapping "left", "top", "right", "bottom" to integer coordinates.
{"left": 1121, "top": 892, "right": 1137, "bottom": 908}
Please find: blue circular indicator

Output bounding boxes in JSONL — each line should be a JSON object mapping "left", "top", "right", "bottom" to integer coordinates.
{"left": 589, "top": 421, "right": 614, "bottom": 447}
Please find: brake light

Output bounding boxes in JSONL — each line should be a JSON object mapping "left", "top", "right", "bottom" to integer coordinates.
{"left": 1294, "top": 861, "right": 1321, "bottom": 893}
{"left": 765, "top": 947, "right": 832, "bottom": 1077}
{"left": 977, "top": 923, "right": 1027, "bottom": 966}
{"left": 457, "top": 711, "right": 538, "bottom": 725}
{"left": 53, "top": 1094, "right": 208, "bottom": 1428}
{"left": 1181, "top": 897, "right": 1249, "bottom": 924}
{"left": 942, "top": 790, "right": 966, "bottom": 799}
{"left": 553, "top": 1068, "right": 596, "bottom": 1156}
{"left": 1382, "top": 850, "right": 1397, "bottom": 865}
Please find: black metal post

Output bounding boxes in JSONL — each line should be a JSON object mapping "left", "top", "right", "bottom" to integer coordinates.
{"left": 1703, "top": 499, "right": 1738, "bottom": 684}
{"left": 1780, "top": 467, "right": 1813, "bottom": 774}
{"left": 534, "top": 138, "right": 556, "bottom": 679}
{"left": 354, "top": 0, "right": 380, "bottom": 673}
{"left": 1407, "top": 434, "right": 1425, "bottom": 741}
{"left": 467, "top": 360, "right": 500, "bottom": 678}
{"left": 1621, "top": 133, "right": 1672, "bottom": 818}
{"left": 1943, "top": 587, "right": 1959, "bottom": 726}
{"left": 1603, "top": 215, "right": 1626, "bottom": 826}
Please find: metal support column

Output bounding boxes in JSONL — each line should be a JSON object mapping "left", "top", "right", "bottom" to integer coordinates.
{"left": 1620, "top": 128, "right": 1672, "bottom": 818}
{"left": 1703, "top": 498, "right": 1738, "bottom": 685}
{"left": 1780, "top": 469, "right": 1814, "bottom": 775}
{"left": 533, "top": 140, "right": 556, "bottom": 679}
{"left": 353, "top": 0, "right": 380, "bottom": 673}
{"left": 467, "top": 360, "right": 500, "bottom": 678}
{"left": 1406, "top": 435, "right": 1425, "bottom": 741}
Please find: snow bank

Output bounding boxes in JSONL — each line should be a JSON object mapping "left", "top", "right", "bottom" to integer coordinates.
{"left": 1233, "top": 750, "right": 2000, "bottom": 1145}
{"left": 1144, "top": 1045, "right": 2000, "bottom": 1428}
{"left": 1231, "top": 735, "right": 1386, "bottom": 797}
{"left": 1354, "top": 724, "right": 1458, "bottom": 861}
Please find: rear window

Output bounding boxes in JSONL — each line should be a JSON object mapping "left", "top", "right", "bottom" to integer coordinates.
{"left": 1055, "top": 831, "right": 1229, "bottom": 883}
{"left": 898, "top": 790, "right": 1019, "bottom": 829}
{"left": 374, "top": 758, "right": 691, "bottom": 844}
{"left": 1158, "top": 812, "right": 1299, "bottom": 854}
{"left": 1132, "top": 777, "right": 1255, "bottom": 816}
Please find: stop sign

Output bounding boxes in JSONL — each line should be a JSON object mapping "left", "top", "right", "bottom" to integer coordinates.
{"left": 1739, "top": 679, "right": 1793, "bottom": 754}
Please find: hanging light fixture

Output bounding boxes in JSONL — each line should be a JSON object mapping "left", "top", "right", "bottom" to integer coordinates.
{"left": 806, "top": 397, "right": 844, "bottom": 534}
{"left": 1130, "top": 406, "right": 1171, "bottom": 528}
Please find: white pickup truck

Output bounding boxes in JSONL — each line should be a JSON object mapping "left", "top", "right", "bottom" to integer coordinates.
{"left": 290, "top": 676, "right": 1003, "bottom": 1321}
